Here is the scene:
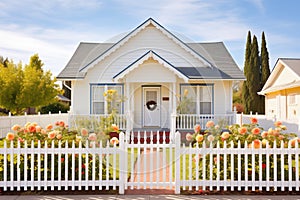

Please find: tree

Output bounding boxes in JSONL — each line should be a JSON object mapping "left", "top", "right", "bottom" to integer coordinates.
{"left": 0, "top": 61, "right": 24, "bottom": 113}
{"left": 242, "top": 31, "right": 252, "bottom": 113}
{"left": 259, "top": 32, "right": 271, "bottom": 113}
{"left": 248, "top": 35, "right": 261, "bottom": 113}
{"left": 0, "top": 55, "right": 62, "bottom": 114}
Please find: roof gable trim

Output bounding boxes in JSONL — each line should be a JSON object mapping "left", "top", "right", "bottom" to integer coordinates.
{"left": 113, "top": 50, "right": 189, "bottom": 82}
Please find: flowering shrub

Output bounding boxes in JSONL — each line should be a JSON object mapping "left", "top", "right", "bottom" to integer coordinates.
{"left": 185, "top": 118, "right": 299, "bottom": 181}
{"left": 0, "top": 121, "right": 116, "bottom": 182}
{"left": 186, "top": 118, "right": 297, "bottom": 148}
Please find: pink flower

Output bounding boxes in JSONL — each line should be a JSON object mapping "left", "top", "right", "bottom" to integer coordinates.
{"left": 81, "top": 128, "right": 89, "bottom": 136}
{"left": 56, "top": 134, "right": 62, "bottom": 140}
{"left": 207, "top": 135, "right": 215, "bottom": 142}
{"left": 18, "top": 137, "right": 25, "bottom": 143}
{"left": 6, "top": 132, "right": 15, "bottom": 141}
{"left": 88, "top": 133, "right": 97, "bottom": 141}
{"left": 205, "top": 121, "right": 214, "bottom": 128}
{"left": 11, "top": 124, "right": 21, "bottom": 131}
{"left": 110, "top": 137, "right": 119, "bottom": 145}
{"left": 221, "top": 132, "right": 230, "bottom": 140}
{"left": 58, "top": 121, "right": 65, "bottom": 127}
{"left": 35, "top": 126, "right": 42, "bottom": 132}
{"left": 185, "top": 133, "right": 193, "bottom": 142}
{"left": 194, "top": 124, "right": 201, "bottom": 133}
{"left": 48, "top": 131, "right": 57, "bottom": 139}
{"left": 196, "top": 134, "right": 204, "bottom": 143}
{"left": 41, "top": 129, "right": 47, "bottom": 135}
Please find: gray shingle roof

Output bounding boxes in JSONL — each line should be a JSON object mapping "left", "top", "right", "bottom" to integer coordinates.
{"left": 57, "top": 41, "right": 245, "bottom": 80}
{"left": 57, "top": 42, "right": 114, "bottom": 79}
{"left": 280, "top": 58, "right": 300, "bottom": 77}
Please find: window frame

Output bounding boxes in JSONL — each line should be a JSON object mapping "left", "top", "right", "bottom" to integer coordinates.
{"left": 180, "top": 83, "right": 214, "bottom": 114}
{"left": 90, "top": 83, "right": 124, "bottom": 115}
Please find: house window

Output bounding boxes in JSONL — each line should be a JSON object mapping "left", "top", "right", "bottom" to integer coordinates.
{"left": 180, "top": 84, "right": 213, "bottom": 114}
{"left": 91, "top": 84, "right": 123, "bottom": 114}
{"left": 289, "top": 94, "right": 296, "bottom": 105}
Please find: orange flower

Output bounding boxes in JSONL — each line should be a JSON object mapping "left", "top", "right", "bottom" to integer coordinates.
{"left": 81, "top": 128, "right": 89, "bottom": 136}
{"left": 185, "top": 133, "right": 193, "bottom": 142}
{"left": 110, "top": 137, "right": 119, "bottom": 145}
{"left": 196, "top": 134, "right": 204, "bottom": 143}
{"left": 48, "top": 131, "right": 57, "bottom": 139}
{"left": 11, "top": 124, "right": 21, "bottom": 131}
{"left": 194, "top": 124, "right": 201, "bottom": 133}
{"left": 274, "top": 121, "right": 282, "bottom": 127}
{"left": 18, "top": 137, "right": 25, "bottom": 143}
{"left": 46, "top": 124, "right": 53, "bottom": 131}
{"left": 278, "top": 135, "right": 285, "bottom": 140}
{"left": 238, "top": 127, "right": 247, "bottom": 135}
{"left": 251, "top": 127, "right": 260, "bottom": 135}
{"left": 221, "top": 132, "right": 230, "bottom": 140}
{"left": 27, "top": 124, "right": 36, "bottom": 133}
{"left": 250, "top": 117, "right": 258, "bottom": 124}
{"left": 6, "top": 132, "right": 15, "bottom": 141}
{"left": 290, "top": 138, "right": 300, "bottom": 147}
{"left": 253, "top": 139, "right": 261, "bottom": 149}
{"left": 111, "top": 124, "right": 119, "bottom": 132}
{"left": 205, "top": 121, "right": 214, "bottom": 128}
{"left": 58, "top": 121, "right": 65, "bottom": 127}
{"left": 261, "top": 131, "right": 268, "bottom": 138}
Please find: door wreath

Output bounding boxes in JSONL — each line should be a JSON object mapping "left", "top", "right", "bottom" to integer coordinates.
{"left": 146, "top": 100, "right": 157, "bottom": 111}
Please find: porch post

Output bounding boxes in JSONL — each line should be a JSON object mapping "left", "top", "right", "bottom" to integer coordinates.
{"left": 170, "top": 82, "right": 177, "bottom": 135}
{"left": 125, "top": 82, "right": 132, "bottom": 132}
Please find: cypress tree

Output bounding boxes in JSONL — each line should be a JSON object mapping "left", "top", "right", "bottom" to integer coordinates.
{"left": 242, "top": 31, "right": 252, "bottom": 113}
{"left": 259, "top": 32, "right": 270, "bottom": 114}
{"left": 248, "top": 35, "right": 261, "bottom": 113}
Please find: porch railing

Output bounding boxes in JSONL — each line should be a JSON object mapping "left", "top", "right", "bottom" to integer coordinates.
{"left": 175, "top": 113, "right": 236, "bottom": 130}
{"left": 68, "top": 114, "right": 127, "bottom": 132}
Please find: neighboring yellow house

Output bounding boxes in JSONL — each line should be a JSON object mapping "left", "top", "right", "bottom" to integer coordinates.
{"left": 259, "top": 58, "right": 300, "bottom": 124}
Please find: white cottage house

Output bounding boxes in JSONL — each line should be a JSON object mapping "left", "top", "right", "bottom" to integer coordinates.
{"left": 57, "top": 18, "right": 244, "bottom": 133}
{"left": 259, "top": 58, "right": 300, "bottom": 125}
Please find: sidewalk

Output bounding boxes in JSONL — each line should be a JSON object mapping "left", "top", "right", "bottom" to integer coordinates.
{"left": 1, "top": 195, "right": 300, "bottom": 200}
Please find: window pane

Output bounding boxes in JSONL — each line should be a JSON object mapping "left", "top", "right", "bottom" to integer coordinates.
{"left": 107, "top": 85, "right": 123, "bottom": 114}
{"left": 93, "top": 102, "right": 104, "bottom": 114}
{"left": 200, "top": 102, "right": 211, "bottom": 114}
{"left": 200, "top": 86, "right": 212, "bottom": 102}
{"left": 180, "top": 85, "right": 197, "bottom": 114}
{"left": 93, "top": 86, "right": 104, "bottom": 101}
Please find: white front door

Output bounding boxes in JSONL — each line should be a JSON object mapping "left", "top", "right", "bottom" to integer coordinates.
{"left": 143, "top": 87, "right": 160, "bottom": 127}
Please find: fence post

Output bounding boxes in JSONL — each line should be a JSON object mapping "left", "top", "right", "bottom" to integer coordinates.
{"left": 119, "top": 132, "right": 125, "bottom": 194}
{"left": 175, "top": 131, "right": 181, "bottom": 194}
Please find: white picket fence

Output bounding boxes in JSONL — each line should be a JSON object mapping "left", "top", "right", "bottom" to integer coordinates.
{"left": 0, "top": 131, "right": 300, "bottom": 194}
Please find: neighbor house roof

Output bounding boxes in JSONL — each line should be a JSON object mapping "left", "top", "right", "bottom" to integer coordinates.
{"left": 259, "top": 58, "right": 300, "bottom": 95}
{"left": 57, "top": 18, "right": 244, "bottom": 80}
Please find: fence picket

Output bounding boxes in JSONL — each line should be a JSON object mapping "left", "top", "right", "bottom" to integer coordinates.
{"left": 17, "top": 141, "right": 21, "bottom": 191}
{"left": 296, "top": 141, "right": 299, "bottom": 191}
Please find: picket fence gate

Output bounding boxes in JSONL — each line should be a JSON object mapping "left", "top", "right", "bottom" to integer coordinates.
{"left": 0, "top": 131, "right": 300, "bottom": 194}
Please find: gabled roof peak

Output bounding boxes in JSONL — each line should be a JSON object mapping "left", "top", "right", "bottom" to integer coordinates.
{"left": 79, "top": 17, "right": 213, "bottom": 73}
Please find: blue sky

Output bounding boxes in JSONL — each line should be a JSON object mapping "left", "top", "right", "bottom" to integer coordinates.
{"left": 0, "top": 0, "right": 299, "bottom": 76}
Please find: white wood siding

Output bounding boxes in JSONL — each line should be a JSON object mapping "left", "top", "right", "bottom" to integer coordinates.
{"left": 72, "top": 80, "right": 90, "bottom": 114}
{"left": 273, "top": 66, "right": 298, "bottom": 87}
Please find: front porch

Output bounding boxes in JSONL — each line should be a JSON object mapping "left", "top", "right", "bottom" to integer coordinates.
{"left": 68, "top": 112, "right": 237, "bottom": 134}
